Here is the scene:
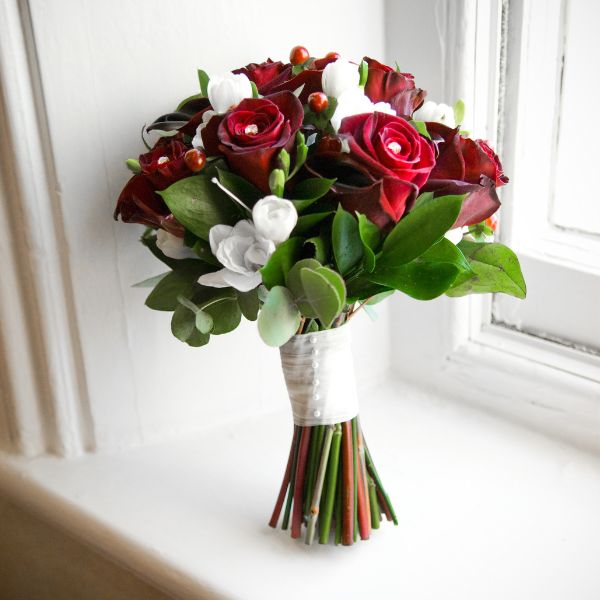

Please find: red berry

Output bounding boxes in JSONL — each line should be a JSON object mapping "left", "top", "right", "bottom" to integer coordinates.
{"left": 184, "top": 148, "right": 206, "bottom": 172}
{"left": 290, "top": 45, "right": 310, "bottom": 66}
{"left": 324, "top": 51, "right": 341, "bottom": 61}
{"left": 308, "top": 92, "right": 329, "bottom": 113}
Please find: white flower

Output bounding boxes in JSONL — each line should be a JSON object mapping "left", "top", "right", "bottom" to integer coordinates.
{"left": 199, "top": 221, "right": 275, "bottom": 292}
{"left": 207, "top": 73, "right": 252, "bottom": 115}
{"left": 331, "top": 88, "right": 395, "bottom": 132}
{"left": 321, "top": 59, "right": 359, "bottom": 98}
{"left": 413, "top": 100, "right": 456, "bottom": 128}
{"left": 192, "top": 109, "right": 217, "bottom": 149}
{"left": 444, "top": 226, "right": 468, "bottom": 245}
{"left": 252, "top": 196, "right": 297, "bottom": 244}
{"left": 156, "top": 230, "right": 197, "bottom": 260}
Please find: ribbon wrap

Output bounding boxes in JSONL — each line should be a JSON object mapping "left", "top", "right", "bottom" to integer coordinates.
{"left": 279, "top": 326, "right": 358, "bottom": 426}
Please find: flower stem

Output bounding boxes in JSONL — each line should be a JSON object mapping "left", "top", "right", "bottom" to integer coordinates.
{"left": 351, "top": 418, "right": 359, "bottom": 542}
{"left": 334, "top": 464, "right": 343, "bottom": 545}
{"left": 269, "top": 426, "right": 298, "bottom": 528}
{"left": 282, "top": 425, "right": 301, "bottom": 530}
{"left": 305, "top": 425, "right": 334, "bottom": 545}
{"left": 319, "top": 424, "right": 342, "bottom": 544}
{"left": 356, "top": 425, "right": 371, "bottom": 540}
{"left": 291, "top": 426, "right": 312, "bottom": 538}
{"left": 368, "top": 476, "right": 380, "bottom": 529}
{"left": 304, "top": 425, "right": 323, "bottom": 515}
{"left": 364, "top": 439, "right": 398, "bottom": 525}
{"left": 341, "top": 420, "right": 354, "bottom": 545}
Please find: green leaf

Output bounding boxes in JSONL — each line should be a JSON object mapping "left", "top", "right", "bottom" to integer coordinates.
{"left": 145, "top": 262, "right": 210, "bottom": 311}
{"left": 382, "top": 194, "right": 464, "bottom": 264}
{"left": 290, "top": 178, "right": 336, "bottom": 212}
{"left": 186, "top": 328, "right": 210, "bottom": 347}
{"left": 300, "top": 267, "right": 343, "bottom": 328}
{"left": 236, "top": 289, "right": 259, "bottom": 321}
{"left": 192, "top": 238, "right": 220, "bottom": 266}
{"left": 217, "top": 168, "right": 263, "bottom": 206}
{"left": 257, "top": 286, "right": 301, "bottom": 347}
{"left": 126, "top": 159, "right": 141, "bottom": 174}
{"left": 198, "top": 69, "right": 210, "bottom": 97}
{"left": 346, "top": 277, "right": 391, "bottom": 303}
{"left": 358, "top": 60, "right": 369, "bottom": 86}
{"left": 260, "top": 237, "right": 304, "bottom": 289}
{"left": 315, "top": 266, "right": 346, "bottom": 307}
{"left": 424, "top": 237, "right": 471, "bottom": 272}
{"left": 158, "top": 176, "right": 239, "bottom": 240}
{"left": 411, "top": 191, "right": 435, "bottom": 211}
{"left": 446, "top": 241, "right": 527, "bottom": 299}
{"left": 195, "top": 309, "right": 214, "bottom": 334}
{"left": 176, "top": 92, "right": 204, "bottom": 111}
{"left": 293, "top": 211, "right": 333, "bottom": 235}
{"left": 250, "top": 81, "right": 259, "bottom": 98}
{"left": 286, "top": 258, "right": 322, "bottom": 317}
{"left": 453, "top": 99, "right": 465, "bottom": 125}
{"left": 305, "top": 236, "right": 328, "bottom": 263}
{"left": 171, "top": 305, "right": 197, "bottom": 342}
{"left": 411, "top": 120, "right": 431, "bottom": 140}
{"left": 304, "top": 319, "right": 319, "bottom": 333}
{"left": 132, "top": 272, "right": 168, "bottom": 288}
{"left": 201, "top": 295, "right": 241, "bottom": 334}
{"left": 332, "top": 206, "right": 363, "bottom": 276}
{"left": 289, "top": 131, "right": 308, "bottom": 179}
{"left": 366, "top": 290, "right": 394, "bottom": 305}
{"left": 357, "top": 213, "right": 380, "bottom": 272}
{"left": 367, "top": 258, "right": 461, "bottom": 300}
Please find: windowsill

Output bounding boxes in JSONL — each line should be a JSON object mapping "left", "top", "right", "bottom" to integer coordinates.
{"left": 1, "top": 379, "right": 600, "bottom": 600}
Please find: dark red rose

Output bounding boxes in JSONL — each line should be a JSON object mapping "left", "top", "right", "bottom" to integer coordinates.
{"left": 363, "top": 57, "right": 426, "bottom": 117}
{"left": 308, "top": 112, "right": 435, "bottom": 228}
{"left": 424, "top": 123, "right": 508, "bottom": 227}
{"left": 113, "top": 174, "right": 184, "bottom": 236}
{"left": 138, "top": 139, "right": 192, "bottom": 190}
{"left": 201, "top": 91, "right": 303, "bottom": 193}
{"left": 233, "top": 59, "right": 289, "bottom": 94}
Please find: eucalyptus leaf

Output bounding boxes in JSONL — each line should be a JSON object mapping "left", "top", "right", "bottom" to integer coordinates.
{"left": 171, "top": 304, "right": 196, "bottom": 342}
{"left": 286, "top": 258, "right": 322, "bottom": 317}
{"left": 132, "top": 272, "right": 168, "bottom": 288}
{"left": 198, "top": 293, "right": 241, "bottom": 334}
{"left": 158, "top": 176, "right": 239, "bottom": 240}
{"left": 145, "top": 262, "right": 211, "bottom": 311}
{"left": 195, "top": 309, "right": 214, "bottom": 334}
{"left": 257, "top": 286, "right": 301, "bottom": 347}
{"left": 300, "top": 268, "right": 343, "bottom": 327}
{"left": 186, "top": 328, "right": 211, "bottom": 347}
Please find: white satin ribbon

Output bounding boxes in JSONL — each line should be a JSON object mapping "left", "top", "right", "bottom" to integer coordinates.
{"left": 279, "top": 326, "right": 358, "bottom": 426}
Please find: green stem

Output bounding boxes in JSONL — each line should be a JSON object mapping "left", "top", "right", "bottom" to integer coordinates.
{"left": 364, "top": 440, "right": 398, "bottom": 525}
{"left": 334, "top": 461, "right": 343, "bottom": 545}
{"left": 319, "top": 424, "right": 342, "bottom": 544}
{"left": 303, "top": 425, "right": 321, "bottom": 515}
{"left": 352, "top": 418, "right": 359, "bottom": 542}
{"left": 305, "top": 425, "right": 334, "bottom": 545}
{"left": 368, "top": 476, "right": 380, "bottom": 529}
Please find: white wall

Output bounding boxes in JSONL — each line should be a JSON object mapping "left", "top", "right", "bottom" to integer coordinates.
{"left": 24, "top": 0, "right": 388, "bottom": 451}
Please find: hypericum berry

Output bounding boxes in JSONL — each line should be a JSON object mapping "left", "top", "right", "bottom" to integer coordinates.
{"left": 485, "top": 214, "right": 498, "bottom": 232}
{"left": 290, "top": 45, "right": 310, "bottom": 66}
{"left": 324, "top": 51, "right": 341, "bottom": 62}
{"left": 308, "top": 92, "right": 329, "bottom": 113}
{"left": 184, "top": 148, "right": 206, "bottom": 172}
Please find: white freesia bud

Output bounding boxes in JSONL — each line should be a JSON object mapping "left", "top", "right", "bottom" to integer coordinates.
{"left": 192, "top": 109, "right": 217, "bottom": 149}
{"left": 413, "top": 100, "right": 456, "bottom": 128}
{"left": 198, "top": 221, "right": 275, "bottom": 292}
{"left": 207, "top": 73, "right": 252, "bottom": 115}
{"left": 252, "top": 196, "right": 298, "bottom": 244}
{"left": 156, "top": 230, "right": 197, "bottom": 260}
{"left": 330, "top": 88, "right": 395, "bottom": 132}
{"left": 321, "top": 59, "right": 360, "bottom": 98}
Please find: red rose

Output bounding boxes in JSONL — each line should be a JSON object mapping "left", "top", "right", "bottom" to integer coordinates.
{"left": 363, "top": 57, "right": 426, "bottom": 117}
{"left": 202, "top": 91, "right": 303, "bottom": 193}
{"left": 138, "top": 139, "right": 192, "bottom": 190}
{"left": 232, "top": 59, "right": 290, "bottom": 95}
{"left": 424, "top": 123, "right": 508, "bottom": 227}
{"left": 309, "top": 112, "right": 435, "bottom": 228}
{"left": 113, "top": 174, "right": 184, "bottom": 236}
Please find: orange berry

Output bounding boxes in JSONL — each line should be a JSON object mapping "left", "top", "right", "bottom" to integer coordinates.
{"left": 308, "top": 92, "right": 329, "bottom": 113}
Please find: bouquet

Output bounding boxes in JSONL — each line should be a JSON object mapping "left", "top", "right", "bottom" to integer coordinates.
{"left": 114, "top": 46, "right": 525, "bottom": 546}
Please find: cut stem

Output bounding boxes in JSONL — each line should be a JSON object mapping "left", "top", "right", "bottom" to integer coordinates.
{"left": 341, "top": 420, "right": 354, "bottom": 545}
{"left": 364, "top": 439, "right": 398, "bottom": 525}
{"left": 305, "top": 425, "right": 334, "bottom": 545}
{"left": 319, "top": 424, "right": 342, "bottom": 544}
{"left": 291, "top": 426, "right": 312, "bottom": 538}
{"left": 368, "top": 476, "right": 381, "bottom": 530}
{"left": 282, "top": 425, "right": 301, "bottom": 530}
{"left": 269, "top": 426, "right": 298, "bottom": 528}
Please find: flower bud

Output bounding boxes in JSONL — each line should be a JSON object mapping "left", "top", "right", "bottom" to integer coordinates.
{"left": 412, "top": 100, "right": 456, "bottom": 128}
{"left": 207, "top": 73, "right": 253, "bottom": 114}
{"left": 156, "top": 230, "right": 197, "bottom": 260}
{"left": 252, "top": 195, "right": 298, "bottom": 244}
{"left": 321, "top": 59, "right": 360, "bottom": 98}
